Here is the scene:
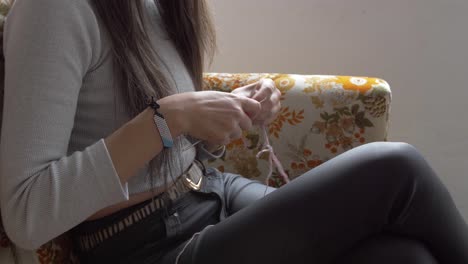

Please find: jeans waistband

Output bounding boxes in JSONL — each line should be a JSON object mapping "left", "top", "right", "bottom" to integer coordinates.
{"left": 73, "top": 160, "right": 205, "bottom": 252}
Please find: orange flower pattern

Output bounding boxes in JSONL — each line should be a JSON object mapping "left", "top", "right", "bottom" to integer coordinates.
{"left": 311, "top": 103, "right": 376, "bottom": 153}
{"left": 282, "top": 135, "right": 329, "bottom": 179}
{"left": 268, "top": 107, "right": 304, "bottom": 138}
{"left": 274, "top": 75, "right": 296, "bottom": 96}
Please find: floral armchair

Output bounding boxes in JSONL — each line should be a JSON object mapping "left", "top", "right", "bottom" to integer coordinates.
{"left": 0, "top": 73, "right": 391, "bottom": 263}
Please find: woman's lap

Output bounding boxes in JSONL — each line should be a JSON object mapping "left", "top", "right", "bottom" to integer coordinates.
{"left": 175, "top": 141, "right": 467, "bottom": 264}
{"left": 74, "top": 141, "right": 465, "bottom": 263}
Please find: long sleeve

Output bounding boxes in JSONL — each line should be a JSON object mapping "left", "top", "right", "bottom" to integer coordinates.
{"left": 0, "top": 0, "right": 129, "bottom": 250}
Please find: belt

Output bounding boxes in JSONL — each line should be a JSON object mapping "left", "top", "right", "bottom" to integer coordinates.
{"left": 181, "top": 159, "right": 205, "bottom": 191}
{"left": 74, "top": 159, "right": 206, "bottom": 252}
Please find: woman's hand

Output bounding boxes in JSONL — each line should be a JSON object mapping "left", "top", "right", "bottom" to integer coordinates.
{"left": 231, "top": 78, "right": 281, "bottom": 126}
{"left": 157, "top": 91, "right": 261, "bottom": 145}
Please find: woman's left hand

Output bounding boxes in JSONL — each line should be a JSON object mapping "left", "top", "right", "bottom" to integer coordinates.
{"left": 231, "top": 78, "right": 281, "bottom": 126}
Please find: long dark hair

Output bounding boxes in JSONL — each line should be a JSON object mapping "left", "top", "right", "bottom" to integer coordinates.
{"left": 89, "top": 0, "right": 217, "bottom": 190}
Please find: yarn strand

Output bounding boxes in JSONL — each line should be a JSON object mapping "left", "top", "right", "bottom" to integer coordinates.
{"left": 256, "top": 125, "right": 290, "bottom": 194}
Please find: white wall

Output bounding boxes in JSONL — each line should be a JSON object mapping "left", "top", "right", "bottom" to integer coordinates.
{"left": 209, "top": 0, "right": 468, "bottom": 220}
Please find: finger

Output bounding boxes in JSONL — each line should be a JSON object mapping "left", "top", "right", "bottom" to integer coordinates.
{"left": 252, "top": 80, "right": 275, "bottom": 102}
{"left": 272, "top": 101, "right": 282, "bottom": 115}
{"left": 229, "top": 127, "right": 243, "bottom": 140}
{"left": 239, "top": 97, "right": 261, "bottom": 119}
{"left": 231, "top": 81, "right": 258, "bottom": 97}
{"left": 210, "top": 133, "right": 230, "bottom": 145}
{"left": 265, "top": 104, "right": 282, "bottom": 123}
{"left": 221, "top": 136, "right": 231, "bottom": 145}
{"left": 252, "top": 101, "right": 281, "bottom": 126}
{"left": 270, "top": 90, "right": 281, "bottom": 104}
{"left": 256, "top": 94, "right": 277, "bottom": 116}
{"left": 252, "top": 89, "right": 271, "bottom": 103}
{"left": 238, "top": 113, "right": 253, "bottom": 131}
{"left": 246, "top": 81, "right": 261, "bottom": 97}
{"left": 260, "top": 93, "right": 281, "bottom": 114}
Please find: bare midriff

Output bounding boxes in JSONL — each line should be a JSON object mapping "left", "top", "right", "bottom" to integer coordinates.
{"left": 86, "top": 181, "right": 175, "bottom": 221}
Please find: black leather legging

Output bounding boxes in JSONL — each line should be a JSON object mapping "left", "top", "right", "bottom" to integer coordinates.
{"left": 176, "top": 142, "right": 468, "bottom": 264}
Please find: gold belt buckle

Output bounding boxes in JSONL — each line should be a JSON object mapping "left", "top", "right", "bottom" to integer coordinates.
{"left": 182, "top": 162, "right": 203, "bottom": 191}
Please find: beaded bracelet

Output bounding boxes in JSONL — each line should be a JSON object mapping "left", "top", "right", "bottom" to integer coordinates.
{"left": 146, "top": 96, "right": 174, "bottom": 149}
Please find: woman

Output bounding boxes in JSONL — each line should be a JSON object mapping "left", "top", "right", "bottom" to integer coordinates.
{"left": 0, "top": 0, "right": 467, "bottom": 263}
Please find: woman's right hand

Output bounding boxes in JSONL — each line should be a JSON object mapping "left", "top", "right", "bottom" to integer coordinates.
{"left": 157, "top": 91, "right": 262, "bottom": 145}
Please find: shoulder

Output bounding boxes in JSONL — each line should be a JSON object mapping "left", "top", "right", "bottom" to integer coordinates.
{"left": 9, "top": 0, "right": 94, "bottom": 11}
{"left": 5, "top": 0, "right": 102, "bottom": 46}
{"left": 4, "top": 0, "right": 104, "bottom": 72}
{"left": 6, "top": 0, "right": 98, "bottom": 24}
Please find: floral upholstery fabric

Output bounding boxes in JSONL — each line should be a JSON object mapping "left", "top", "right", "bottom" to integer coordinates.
{"left": 0, "top": 73, "right": 391, "bottom": 263}
{"left": 202, "top": 73, "right": 391, "bottom": 186}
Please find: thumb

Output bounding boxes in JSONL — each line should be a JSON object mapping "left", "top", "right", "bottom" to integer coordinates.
{"left": 240, "top": 97, "right": 261, "bottom": 120}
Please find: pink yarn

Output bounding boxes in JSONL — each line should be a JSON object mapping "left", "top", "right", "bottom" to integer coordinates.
{"left": 256, "top": 125, "right": 290, "bottom": 187}
{"left": 187, "top": 125, "right": 290, "bottom": 190}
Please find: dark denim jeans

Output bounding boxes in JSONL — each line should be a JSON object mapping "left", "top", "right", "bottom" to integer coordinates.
{"left": 72, "top": 142, "right": 468, "bottom": 264}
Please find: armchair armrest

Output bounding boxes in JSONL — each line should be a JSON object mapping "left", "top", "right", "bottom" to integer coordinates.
{"left": 202, "top": 73, "right": 392, "bottom": 186}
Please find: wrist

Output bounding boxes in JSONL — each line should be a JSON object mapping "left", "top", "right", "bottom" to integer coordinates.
{"left": 155, "top": 96, "right": 186, "bottom": 138}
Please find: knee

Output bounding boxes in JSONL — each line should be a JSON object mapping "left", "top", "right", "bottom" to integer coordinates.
{"left": 360, "top": 141, "right": 426, "bottom": 170}
{"left": 341, "top": 235, "right": 438, "bottom": 264}
{"left": 379, "top": 236, "right": 438, "bottom": 264}
{"left": 396, "top": 239, "right": 439, "bottom": 264}
{"left": 351, "top": 141, "right": 434, "bottom": 186}
{"left": 364, "top": 141, "right": 420, "bottom": 158}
